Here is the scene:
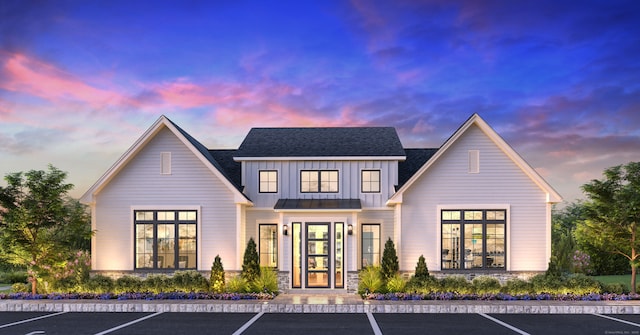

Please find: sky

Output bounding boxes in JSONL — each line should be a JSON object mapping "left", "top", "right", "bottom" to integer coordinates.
{"left": 0, "top": 0, "right": 639, "bottom": 203}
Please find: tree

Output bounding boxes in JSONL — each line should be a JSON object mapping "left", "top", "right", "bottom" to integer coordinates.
{"left": 381, "top": 238, "right": 399, "bottom": 280}
{"left": 0, "top": 165, "right": 92, "bottom": 294}
{"left": 210, "top": 255, "right": 225, "bottom": 293}
{"left": 241, "top": 238, "right": 260, "bottom": 282}
{"left": 414, "top": 255, "right": 429, "bottom": 281}
{"left": 578, "top": 162, "right": 640, "bottom": 293}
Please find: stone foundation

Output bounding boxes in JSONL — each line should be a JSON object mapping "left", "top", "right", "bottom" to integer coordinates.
{"left": 399, "top": 271, "right": 544, "bottom": 284}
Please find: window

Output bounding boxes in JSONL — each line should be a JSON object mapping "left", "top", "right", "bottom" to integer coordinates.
{"left": 361, "top": 224, "right": 380, "bottom": 267}
{"left": 259, "top": 224, "right": 278, "bottom": 268}
{"left": 135, "top": 210, "right": 197, "bottom": 270}
{"left": 259, "top": 170, "right": 278, "bottom": 193}
{"left": 161, "top": 152, "right": 171, "bottom": 174}
{"left": 468, "top": 150, "right": 479, "bottom": 173}
{"left": 300, "top": 170, "right": 339, "bottom": 193}
{"left": 441, "top": 209, "right": 505, "bottom": 270}
{"left": 361, "top": 170, "right": 380, "bottom": 193}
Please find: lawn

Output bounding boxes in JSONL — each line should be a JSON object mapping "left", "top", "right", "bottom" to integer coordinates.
{"left": 592, "top": 274, "right": 636, "bottom": 286}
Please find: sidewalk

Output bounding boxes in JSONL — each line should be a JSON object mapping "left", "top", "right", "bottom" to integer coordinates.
{"left": 1, "top": 293, "right": 640, "bottom": 314}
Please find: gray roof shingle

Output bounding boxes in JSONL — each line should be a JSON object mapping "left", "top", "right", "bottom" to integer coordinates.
{"left": 235, "top": 127, "right": 406, "bottom": 157}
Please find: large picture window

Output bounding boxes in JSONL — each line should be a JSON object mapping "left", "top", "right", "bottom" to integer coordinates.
{"left": 361, "top": 224, "right": 380, "bottom": 267}
{"left": 441, "top": 209, "right": 505, "bottom": 270}
{"left": 259, "top": 224, "right": 278, "bottom": 268}
{"left": 361, "top": 170, "right": 380, "bottom": 193}
{"left": 135, "top": 210, "right": 197, "bottom": 270}
{"left": 300, "top": 170, "right": 338, "bottom": 193}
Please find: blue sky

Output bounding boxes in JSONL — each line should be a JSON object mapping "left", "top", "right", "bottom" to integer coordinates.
{"left": 1, "top": 0, "right": 639, "bottom": 202}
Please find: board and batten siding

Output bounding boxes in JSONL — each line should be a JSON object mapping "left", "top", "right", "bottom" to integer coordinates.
{"left": 242, "top": 160, "right": 398, "bottom": 208}
{"left": 400, "top": 124, "right": 549, "bottom": 272}
{"left": 93, "top": 127, "right": 240, "bottom": 271}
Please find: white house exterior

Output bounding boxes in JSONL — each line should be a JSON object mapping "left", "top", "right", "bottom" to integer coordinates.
{"left": 81, "top": 114, "right": 562, "bottom": 292}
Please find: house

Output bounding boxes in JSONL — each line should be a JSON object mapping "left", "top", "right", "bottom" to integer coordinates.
{"left": 80, "top": 114, "right": 562, "bottom": 292}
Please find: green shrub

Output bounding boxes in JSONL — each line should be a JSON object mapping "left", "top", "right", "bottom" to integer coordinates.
{"left": 0, "top": 271, "right": 28, "bottom": 284}
{"left": 226, "top": 275, "right": 249, "bottom": 293}
{"left": 82, "top": 275, "right": 114, "bottom": 293}
{"left": 242, "top": 238, "right": 260, "bottom": 282}
{"left": 472, "top": 276, "right": 501, "bottom": 294}
{"left": 501, "top": 278, "right": 533, "bottom": 295}
{"left": 601, "top": 282, "right": 629, "bottom": 294}
{"left": 11, "top": 282, "right": 29, "bottom": 293}
{"left": 52, "top": 276, "right": 80, "bottom": 293}
{"left": 406, "top": 275, "right": 440, "bottom": 294}
{"left": 114, "top": 276, "right": 143, "bottom": 294}
{"left": 440, "top": 276, "right": 473, "bottom": 294}
{"left": 358, "top": 266, "right": 384, "bottom": 294}
{"left": 142, "top": 274, "right": 172, "bottom": 294}
{"left": 172, "top": 270, "right": 208, "bottom": 292}
{"left": 251, "top": 267, "right": 278, "bottom": 293}
{"left": 381, "top": 238, "right": 399, "bottom": 280}
{"left": 210, "top": 255, "right": 225, "bottom": 293}
{"left": 386, "top": 274, "right": 407, "bottom": 293}
{"left": 414, "top": 255, "right": 430, "bottom": 281}
{"left": 530, "top": 274, "right": 565, "bottom": 294}
{"left": 564, "top": 274, "right": 601, "bottom": 295}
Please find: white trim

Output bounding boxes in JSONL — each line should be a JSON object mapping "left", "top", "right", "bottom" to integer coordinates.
{"left": 234, "top": 156, "right": 406, "bottom": 161}
{"left": 388, "top": 114, "right": 562, "bottom": 205}
{"left": 436, "top": 204, "right": 511, "bottom": 271}
{"left": 81, "top": 116, "right": 252, "bottom": 206}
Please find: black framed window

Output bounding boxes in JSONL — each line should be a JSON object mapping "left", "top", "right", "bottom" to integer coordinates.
{"left": 441, "top": 209, "right": 505, "bottom": 270}
{"left": 361, "top": 224, "right": 380, "bottom": 267}
{"left": 259, "top": 224, "right": 278, "bottom": 268}
{"left": 361, "top": 170, "right": 380, "bottom": 193}
{"left": 300, "top": 170, "right": 338, "bottom": 193}
{"left": 134, "top": 210, "right": 197, "bottom": 270}
{"left": 259, "top": 170, "right": 278, "bottom": 193}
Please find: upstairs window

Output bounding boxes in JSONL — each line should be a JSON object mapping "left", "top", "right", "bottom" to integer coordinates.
{"left": 300, "top": 170, "right": 339, "bottom": 193}
{"left": 361, "top": 170, "right": 381, "bottom": 193}
{"left": 259, "top": 170, "right": 278, "bottom": 193}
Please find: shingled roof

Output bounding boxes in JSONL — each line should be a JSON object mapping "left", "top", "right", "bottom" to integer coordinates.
{"left": 397, "top": 148, "right": 438, "bottom": 189}
{"left": 234, "top": 127, "right": 406, "bottom": 158}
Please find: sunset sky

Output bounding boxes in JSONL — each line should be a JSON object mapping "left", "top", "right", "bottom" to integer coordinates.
{"left": 1, "top": 0, "right": 639, "bottom": 203}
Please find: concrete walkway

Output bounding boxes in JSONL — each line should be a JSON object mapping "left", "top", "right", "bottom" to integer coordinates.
{"left": 1, "top": 293, "right": 640, "bottom": 314}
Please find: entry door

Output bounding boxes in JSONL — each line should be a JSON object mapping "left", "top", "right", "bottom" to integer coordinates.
{"left": 306, "top": 223, "right": 330, "bottom": 288}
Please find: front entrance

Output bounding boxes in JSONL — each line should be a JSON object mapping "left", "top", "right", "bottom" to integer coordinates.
{"left": 291, "top": 221, "right": 344, "bottom": 289}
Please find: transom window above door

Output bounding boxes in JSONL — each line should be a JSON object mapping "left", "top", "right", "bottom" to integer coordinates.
{"left": 300, "top": 170, "right": 339, "bottom": 193}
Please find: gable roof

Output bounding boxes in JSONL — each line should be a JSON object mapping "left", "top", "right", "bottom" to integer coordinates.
{"left": 388, "top": 114, "right": 563, "bottom": 204}
{"left": 80, "top": 116, "right": 252, "bottom": 205}
{"left": 234, "top": 127, "right": 406, "bottom": 159}
{"left": 397, "top": 148, "right": 439, "bottom": 189}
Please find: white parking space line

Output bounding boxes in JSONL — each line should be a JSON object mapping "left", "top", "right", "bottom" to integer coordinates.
{"left": 232, "top": 312, "right": 264, "bottom": 335}
{"left": 0, "top": 311, "right": 68, "bottom": 329}
{"left": 366, "top": 312, "right": 383, "bottom": 335}
{"left": 479, "top": 313, "right": 530, "bottom": 335}
{"left": 593, "top": 314, "right": 640, "bottom": 328}
{"left": 94, "top": 311, "right": 164, "bottom": 335}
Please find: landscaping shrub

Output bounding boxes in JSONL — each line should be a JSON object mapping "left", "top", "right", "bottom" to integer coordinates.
{"left": 472, "top": 276, "right": 501, "bottom": 294}
{"left": 226, "top": 275, "right": 249, "bottom": 293}
{"left": 501, "top": 278, "right": 533, "bottom": 295}
{"left": 0, "top": 271, "right": 28, "bottom": 284}
{"left": 564, "top": 274, "right": 601, "bottom": 295}
{"left": 358, "top": 266, "right": 384, "bottom": 294}
{"left": 406, "top": 275, "right": 440, "bottom": 294}
{"left": 114, "top": 276, "right": 143, "bottom": 294}
{"left": 414, "top": 255, "right": 430, "bottom": 281}
{"left": 251, "top": 267, "right": 278, "bottom": 293}
{"left": 210, "top": 255, "right": 225, "bottom": 293}
{"left": 530, "top": 274, "right": 565, "bottom": 294}
{"left": 242, "top": 238, "right": 260, "bottom": 282}
{"left": 171, "top": 270, "right": 208, "bottom": 292}
{"left": 82, "top": 275, "right": 114, "bottom": 294}
{"left": 386, "top": 274, "right": 406, "bottom": 293}
{"left": 142, "top": 274, "right": 172, "bottom": 294}
{"left": 440, "top": 276, "right": 473, "bottom": 294}
{"left": 52, "top": 276, "right": 80, "bottom": 293}
{"left": 601, "top": 282, "right": 629, "bottom": 294}
{"left": 11, "top": 282, "right": 29, "bottom": 293}
{"left": 381, "top": 238, "right": 399, "bottom": 280}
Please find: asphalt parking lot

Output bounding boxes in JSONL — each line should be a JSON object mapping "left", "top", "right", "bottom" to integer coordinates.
{"left": 1, "top": 312, "right": 640, "bottom": 335}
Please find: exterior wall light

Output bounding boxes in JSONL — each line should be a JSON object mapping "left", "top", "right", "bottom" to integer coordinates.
{"left": 347, "top": 224, "right": 353, "bottom": 235}
{"left": 283, "top": 224, "right": 288, "bottom": 235}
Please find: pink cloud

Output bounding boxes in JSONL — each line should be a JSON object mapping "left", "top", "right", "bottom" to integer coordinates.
{"left": 0, "top": 52, "right": 122, "bottom": 107}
